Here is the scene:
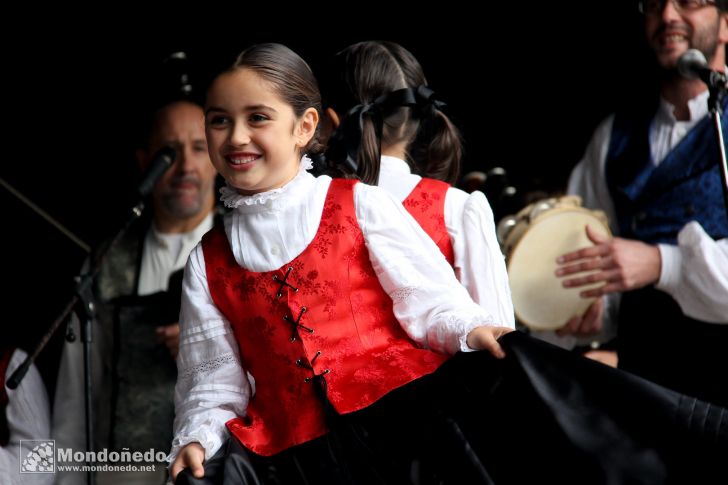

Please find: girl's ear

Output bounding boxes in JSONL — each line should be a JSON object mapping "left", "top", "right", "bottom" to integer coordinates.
{"left": 318, "top": 108, "right": 340, "bottom": 146}
{"left": 295, "top": 107, "right": 320, "bottom": 148}
{"left": 325, "top": 107, "right": 340, "bottom": 129}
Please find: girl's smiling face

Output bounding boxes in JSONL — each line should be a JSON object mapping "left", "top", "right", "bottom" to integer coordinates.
{"left": 205, "top": 68, "right": 318, "bottom": 195}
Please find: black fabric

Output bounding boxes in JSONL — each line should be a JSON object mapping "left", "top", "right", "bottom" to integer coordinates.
{"left": 477, "top": 331, "right": 728, "bottom": 485}
{"left": 618, "top": 287, "right": 728, "bottom": 408}
{"left": 188, "top": 331, "right": 727, "bottom": 484}
{"left": 244, "top": 355, "right": 498, "bottom": 485}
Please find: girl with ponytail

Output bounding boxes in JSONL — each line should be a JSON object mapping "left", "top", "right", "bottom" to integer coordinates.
{"left": 322, "top": 41, "right": 514, "bottom": 327}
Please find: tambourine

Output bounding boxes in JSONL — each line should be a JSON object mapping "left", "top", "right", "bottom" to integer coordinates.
{"left": 497, "top": 195, "right": 611, "bottom": 331}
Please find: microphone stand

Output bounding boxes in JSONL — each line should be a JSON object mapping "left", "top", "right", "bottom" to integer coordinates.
{"left": 6, "top": 145, "right": 173, "bottom": 485}
{"left": 7, "top": 199, "right": 147, "bottom": 485}
{"left": 707, "top": 81, "right": 728, "bottom": 220}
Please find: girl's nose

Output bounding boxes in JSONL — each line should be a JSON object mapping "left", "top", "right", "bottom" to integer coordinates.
{"left": 229, "top": 122, "right": 251, "bottom": 146}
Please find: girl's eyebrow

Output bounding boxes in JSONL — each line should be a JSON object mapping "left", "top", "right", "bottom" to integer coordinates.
{"left": 205, "top": 104, "right": 278, "bottom": 115}
{"left": 246, "top": 104, "right": 278, "bottom": 113}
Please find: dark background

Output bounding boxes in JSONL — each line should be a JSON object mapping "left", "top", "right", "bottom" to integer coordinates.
{"left": 1, "top": 4, "right": 652, "bottom": 394}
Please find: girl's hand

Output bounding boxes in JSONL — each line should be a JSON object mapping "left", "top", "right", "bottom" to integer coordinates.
{"left": 466, "top": 326, "right": 513, "bottom": 358}
{"left": 170, "top": 442, "right": 205, "bottom": 482}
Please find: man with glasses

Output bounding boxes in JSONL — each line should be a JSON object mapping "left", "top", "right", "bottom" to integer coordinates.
{"left": 555, "top": 0, "right": 728, "bottom": 407}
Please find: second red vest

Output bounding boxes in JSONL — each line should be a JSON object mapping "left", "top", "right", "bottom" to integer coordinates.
{"left": 402, "top": 178, "right": 454, "bottom": 266}
{"left": 201, "top": 179, "right": 448, "bottom": 456}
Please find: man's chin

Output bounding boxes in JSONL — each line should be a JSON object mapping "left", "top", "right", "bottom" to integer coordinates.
{"left": 655, "top": 51, "right": 684, "bottom": 72}
{"left": 165, "top": 199, "right": 203, "bottom": 219}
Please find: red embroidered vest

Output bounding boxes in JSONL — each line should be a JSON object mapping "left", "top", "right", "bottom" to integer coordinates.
{"left": 201, "top": 179, "right": 448, "bottom": 456}
{"left": 1, "top": 347, "right": 14, "bottom": 447}
{"left": 402, "top": 178, "right": 454, "bottom": 266}
{"left": 0, "top": 348, "right": 13, "bottom": 408}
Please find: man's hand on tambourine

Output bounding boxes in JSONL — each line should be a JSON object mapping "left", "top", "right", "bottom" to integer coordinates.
{"left": 554, "top": 224, "right": 662, "bottom": 297}
{"left": 556, "top": 297, "right": 604, "bottom": 337}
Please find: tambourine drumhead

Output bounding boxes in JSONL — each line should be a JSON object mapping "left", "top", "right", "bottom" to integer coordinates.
{"left": 507, "top": 208, "right": 610, "bottom": 331}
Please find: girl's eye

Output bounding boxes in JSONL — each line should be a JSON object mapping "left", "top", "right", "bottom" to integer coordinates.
{"left": 249, "top": 113, "right": 268, "bottom": 123}
{"left": 207, "top": 115, "right": 230, "bottom": 126}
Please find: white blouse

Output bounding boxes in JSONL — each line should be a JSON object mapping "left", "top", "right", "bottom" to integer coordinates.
{"left": 377, "top": 156, "right": 514, "bottom": 327}
{"left": 170, "top": 159, "right": 508, "bottom": 463}
{"left": 567, "top": 90, "right": 728, "bottom": 324}
{"left": 0, "top": 349, "right": 53, "bottom": 485}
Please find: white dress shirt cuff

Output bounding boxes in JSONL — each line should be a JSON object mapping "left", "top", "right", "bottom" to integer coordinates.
{"left": 168, "top": 426, "right": 228, "bottom": 465}
{"left": 656, "top": 243, "right": 681, "bottom": 292}
{"left": 456, "top": 313, "right": 502, "bottom": 353}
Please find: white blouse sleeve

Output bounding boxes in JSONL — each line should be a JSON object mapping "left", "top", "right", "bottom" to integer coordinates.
{"left": 5, "top": 349, "right": 51, "bottom": 442}
{"left": 656, "top": 222, "right": 728, "bottom": 323}
{"left": 567, "top": 114, "right": 619, "bottom": 233}
{"left": 447, "top": 188, "right": 515, "bottom": 327}
{"left": 354, "top": 184, "right": 512, "bottom": 356}
{"left": 3, "top": 349, "right": 53, "bottom": 485}
{"left": 170, "top": 245, "right": 253, "bottom": 464}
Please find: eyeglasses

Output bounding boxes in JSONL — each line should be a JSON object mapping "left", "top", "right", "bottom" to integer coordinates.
{"left": 638, "top": 0, "right": 717, "bottom": 15}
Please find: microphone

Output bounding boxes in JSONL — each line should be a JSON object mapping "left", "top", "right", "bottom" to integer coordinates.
{"left": 677, "top": 49, "right": 727, "bottom": 89}
{"left": 6, "top": 359, "right": 31, "bottom": 390}
{"left": 137, "top": 145, "right": 176, "bottom": 197}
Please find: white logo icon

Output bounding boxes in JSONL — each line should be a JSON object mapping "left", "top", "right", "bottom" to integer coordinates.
{"left": 20, "top": 440, "right": 55, "bottom": 473}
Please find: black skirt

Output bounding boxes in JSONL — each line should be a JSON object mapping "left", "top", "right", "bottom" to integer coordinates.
{"left": 242, "top": 348, "right": 503, "bottom": 485}
{"left": 180, "top": 332, "right": 728, "bottom": 485}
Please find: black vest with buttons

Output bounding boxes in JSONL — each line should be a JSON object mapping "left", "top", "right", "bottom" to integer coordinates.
{"left": 604, "top": 98, "right": 728, "bottom": 407}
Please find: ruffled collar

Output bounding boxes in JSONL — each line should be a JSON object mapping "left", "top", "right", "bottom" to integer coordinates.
{"left": 219, "top": 155, "right": 314, "bottom": 209}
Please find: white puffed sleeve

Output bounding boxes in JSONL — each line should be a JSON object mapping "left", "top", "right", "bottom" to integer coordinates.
{"left": 168, "top": 245, "right": 253, "bottom": 464}
{"left": 656, "top": 221, "right": 728, "bottom": 323}
{"left": 354, "top": 184, "right": 511, "bottom": 356}
{"left": 448, "top": 188, "right": 515, "bottom": 327}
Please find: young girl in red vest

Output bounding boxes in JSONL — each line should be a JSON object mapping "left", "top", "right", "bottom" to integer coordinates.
{"left": 169, "top": 43, "right": 513, "bottom": 485}
{"left": 320, "top": 41, "right": 513, "bottom": 329}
